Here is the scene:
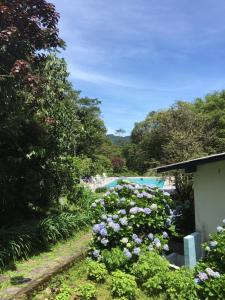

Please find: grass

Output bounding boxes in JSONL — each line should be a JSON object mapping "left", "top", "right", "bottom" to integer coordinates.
{"left": 0, "top": 228, "right": 91, "bottom": 293}
{"left": 31, "top": 259, "right": 159, "bottom": 300}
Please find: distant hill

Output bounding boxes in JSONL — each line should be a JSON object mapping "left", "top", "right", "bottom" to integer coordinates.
{"left": 107, "top": 134, "right": 130, "bottom": 145}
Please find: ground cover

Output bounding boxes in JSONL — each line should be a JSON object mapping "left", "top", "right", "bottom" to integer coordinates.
{"left": 0, "top": 229, "right": 91, "bottom": 299}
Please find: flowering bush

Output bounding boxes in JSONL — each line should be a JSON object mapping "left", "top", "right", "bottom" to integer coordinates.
{"left": 90, "top": 181, "right": 174, "bottom": 261}
{"left": 202, "top": 219, "right": 225, "bottom": 273}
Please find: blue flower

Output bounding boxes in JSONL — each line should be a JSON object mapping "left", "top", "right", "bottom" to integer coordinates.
{"left": 123, "top": 248, "right": 132, "bottom": 259}
{"left": 113, "top": 223, "right": 121, "bottom": 232}
{"left": 153, "top": 238, "right": 160, "bottom": 244}
{"left": 133, "top": 247, "right": 140, "bottom": 255}
{"left": 163, "top": 244, "right": 169, "bottom": 251}
{"left": 100, "top": 228, "right": 108, "bottom": 237}
{"left": 132, "top": 234, "right": 138, "bottom": 240}
{"left": 119, "top": 209, "right": 126, "bottom": 215}
{"left": 134, "top": 237, "right": 142, "bottom": 245}
{"left": 119, "top": 217, "right": 128, "bottom": 226}
{"left": 144, "top": 208, "right": 152, "bottom": 215}
{"left": 198, "top": 272, "right": 208, "bottom": 281}
{"left": 93, "top": 224, "right": 101, "bottom": 233}
{"left": 148, "top": 233, "right": 154, "bottom": 240}
{"left": 92, "top": 250, "right": 100, "bottom": 258}
{"left": 162, "top": 231, "right": 168, "bottom": 238}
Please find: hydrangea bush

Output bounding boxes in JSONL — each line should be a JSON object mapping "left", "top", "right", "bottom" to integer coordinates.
{"left": 90, "top": 181, "right": 174, "bottom": 262}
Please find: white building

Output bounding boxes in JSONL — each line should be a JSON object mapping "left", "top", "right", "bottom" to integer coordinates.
{"left": 157, "top": 153, "right": 225, "bottom": 241}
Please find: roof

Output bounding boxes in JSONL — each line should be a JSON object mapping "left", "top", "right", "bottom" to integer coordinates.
{"left": 156, "top": 152, "right": 225, "bottom": 173}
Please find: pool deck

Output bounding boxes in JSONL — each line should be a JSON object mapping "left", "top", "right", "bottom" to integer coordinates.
{"left": 85, "top": 176, "right": 175, "bottom": 192}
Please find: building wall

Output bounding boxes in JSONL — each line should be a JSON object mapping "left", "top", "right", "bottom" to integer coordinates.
{"left": 194, "top": 160, "right": 225, "bottom": 241}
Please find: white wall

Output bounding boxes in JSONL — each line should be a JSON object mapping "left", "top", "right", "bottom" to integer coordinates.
{"left": 194, "top": 160, "right": 225, "bottom": 241}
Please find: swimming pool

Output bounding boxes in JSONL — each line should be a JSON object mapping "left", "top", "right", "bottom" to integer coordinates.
{"left": 106, "top": 177, "right": 165, "bottom": 189}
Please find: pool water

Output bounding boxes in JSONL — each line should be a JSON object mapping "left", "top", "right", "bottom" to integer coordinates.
{"left": 106, "top": 177, "right": 165, "bottom": 189}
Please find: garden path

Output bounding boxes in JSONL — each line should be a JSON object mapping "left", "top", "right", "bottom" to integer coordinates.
{"left": 0, "top": 230, "right": 91, "bottom": 300}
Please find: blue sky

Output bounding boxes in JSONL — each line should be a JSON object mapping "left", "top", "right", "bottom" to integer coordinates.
{"left": 52, "top": 0, "right": 225, "bottom": 134}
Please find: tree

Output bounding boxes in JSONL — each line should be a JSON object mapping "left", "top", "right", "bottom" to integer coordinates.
{"left": 115, "top": 128, "right": 126, "bottom": 137}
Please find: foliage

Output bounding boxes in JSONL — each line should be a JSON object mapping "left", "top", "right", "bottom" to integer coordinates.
{"left": 55, "top": 284, "right": 72, "bottom": 300}
{"left": 111, "top": 270, "right": 137, "bottom": 300}
{"left": 87, "top": 260, "right": 108, "bottom": 283}
{"left": 95, "top": 187, "right": 108, "bottom": 193}
{"left": 101, "top": 247, "right": 129, "bottom": 272}
{"left": 131, "top": 251, "right": 169, "bottom": 284}
{"left": 200, "top": 219, "right": 225, "bottom": 273}
{"left": 90, "top": 181, "right": 174, "bottom": 263}
{"left": 78, "top": 283, "right": 96, "bottom": 300}
{"left": 164, "top": 268, "right": 198, "bottom": 300}
{"left": 193, "top": 219, "right": 225, "bottom": 299}
{"left": 142, "top": 272, "right": 165, "bottom": 296}
{"left": 0, "top": 210, "right": 94, "bottom": 270}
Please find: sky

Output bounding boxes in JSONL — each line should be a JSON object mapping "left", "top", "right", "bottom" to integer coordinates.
{"left": 52, "top": 0, "right": 225, "bottom": 134}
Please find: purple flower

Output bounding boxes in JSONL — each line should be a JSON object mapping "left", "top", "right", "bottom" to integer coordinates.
{"left": 138, "top": 207, "right": 144, "bottom": 213}
{"left": 134, "top": 237, "right": 142, "bottom": 245}
{"left": 153, "top": 238, "right": 160, "bottom": 244}
{"left": 163, "top": 244, "right": 169, "bottom": 251}
{"left": 144, "top": 208, "right": 152, "bottom": 215}
{"left": 132, "top": 234, "right": 138, "bottom": 240}
{"left": 148, "top": 233, "right": 154, "bottom": 240}
{"left": 210, "top": 241, "right": 218, "bottom": 247}
{"left": 198, "top": 272, "right": 208, "bottom": 281}
{"left": 113, "top": 223, "right": 121, "bottom": 232}
{"left": 119, "top": 217, "right": 128, "bottom": 226}
{"left": 162, "top": 231, "right": 168, "bottom": 238}
{"left": 133, "top": 247, "right": 140, "bottom": 255}
{"left": 123, "top": 248, "right": 132, "bottom": 259}
{"left": 119, "top": 209, "right": 126, "bottom": 215}
{"left": 100, "top": 228, "right": 108, "bottom": 237}
{"left": 92, "top": 250, "right": 100, "bottom": 258}
{"left": 93, "top": 224, "right": 101, "bottom": 233}
{"left": 107, "top": 217, "right": 113, "bottom": 223}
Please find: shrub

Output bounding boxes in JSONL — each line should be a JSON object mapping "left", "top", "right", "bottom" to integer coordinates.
{"left": 87, "top": 260, "right": 108, "bottom": 282}
{"left": 131, "top": 251, "right": 169, "bottom": 284}
{"left": 101, "top": 247, "right": 129, "bottom": 272}
{"left": 201, "top": 219, "right": 225, "bottom": 273}
{"left": 0, "top": 211, "right": 92, "bottom": 270}
{"left": 79, "top": 283, "right": 96, "bottom": 300}
{"left": 143, "top": 273, "right": 165, "bottom": 296}
{"left": 90, "top": 181, "right": 174, "bottom": 262}
{"left": 194, "top": 219, "right": 225, "bottom": 299}
{"left": 111, "top": 270, "right": 137, "bottom": 300}
{"left": 95, "top": 187, "right": 107, "bottom": 193}
{"left": 165, "top": 268, "right": 198, "bottom": 300}
{"left": 55, "top": 284, "right": 72, "bottom": 300}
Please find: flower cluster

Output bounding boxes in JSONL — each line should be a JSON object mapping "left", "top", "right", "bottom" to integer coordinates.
{"left": 90, "top": 181, "right": 174, "bottom": 261}
{"left": 194, "top": 268, "right": 220, "bottom": 284}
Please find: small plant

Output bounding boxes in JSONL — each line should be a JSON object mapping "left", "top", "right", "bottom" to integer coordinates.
{"left": 111, "top": 270, "right": 137, "bottom": 300}
{"left": 79, "top": 283, "right": 96, "bottom": 300}
{"left": 55, "top": 284, "right": 72, "bottom": 300}
{"left": 131, "top": 251, "right": 169, "bottom": 284}
{"left": 165, "top": 268, "right": 198, "bottom": 300}
{"left": 87, "top": 260, "right": 108, "bottom": 282}
{"left": 101, "top": 247, "right": 128, "bottom": 271}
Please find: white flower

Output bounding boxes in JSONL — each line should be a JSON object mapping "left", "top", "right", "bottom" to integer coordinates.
{"left": 121, "top": 238, "right": 129, "bottom": 244}
{"left": 150, "top": 203, "right": 157, "bottom": 210}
